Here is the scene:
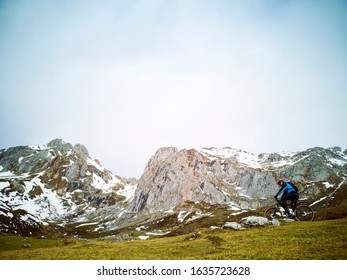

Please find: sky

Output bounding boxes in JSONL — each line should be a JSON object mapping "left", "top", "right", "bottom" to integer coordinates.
{"left": 0, "top": 0, "right": 346, "bottom": 178}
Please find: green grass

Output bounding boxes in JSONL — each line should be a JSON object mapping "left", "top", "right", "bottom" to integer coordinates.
{"left": 1, "top": 218, "right": 346, "bottom": 260}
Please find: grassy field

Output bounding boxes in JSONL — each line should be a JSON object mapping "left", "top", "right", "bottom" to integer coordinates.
{"left": 0, "top": 217, "right": 346, "bottom": 260}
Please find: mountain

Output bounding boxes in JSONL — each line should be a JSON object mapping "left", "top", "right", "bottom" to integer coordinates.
{"left": 0, "top": 139, "right": 137, "bottom": 236}
{"left": 131, "top": 146, "right": 347, "bottom": 212}
{"left": 1, "top": 140, "right": 346, "bottom": 239}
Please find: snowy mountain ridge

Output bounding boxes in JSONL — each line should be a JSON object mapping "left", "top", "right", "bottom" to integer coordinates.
{"left": 131, "top": 145, "right": 347, "bottom": 212}
{"left": 0, "top": 139, "right": 137, "bottom": 235}
{"left": 199, "top": 146, "right": 347, "bottom": 169}
{"left": 1, "top": 140, "right": 346, "bottom": 238}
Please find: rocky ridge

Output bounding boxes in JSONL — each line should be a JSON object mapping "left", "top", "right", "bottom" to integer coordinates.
{"left": 0, "top": 139, "right": 137, "bottom": 236}
{"left": 1, "top": 140, "right": 346, "bottom": 239}
{"left": 131, "top": 146, "right": 347, "bottom": 212}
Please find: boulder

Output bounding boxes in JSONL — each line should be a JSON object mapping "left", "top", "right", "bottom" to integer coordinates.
{"left": 223, "top": 222, "right": 245, "bottom": 230}
{"left": 239, "top": 216, "right": 269, "bottom": 226}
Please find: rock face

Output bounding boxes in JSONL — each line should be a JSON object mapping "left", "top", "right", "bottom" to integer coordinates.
{"left": 1, "top": 141, "right": 346, "bottom": 238}
{"left": 131, "top": 146, "right": 347, "bottom": 213}
{"left": 0, "top": 139, "right": 137, "bottom": 235}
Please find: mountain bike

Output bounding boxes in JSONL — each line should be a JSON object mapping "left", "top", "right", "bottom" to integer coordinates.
{"left": 264, "top": 200, "right": 314, "bottom": 221}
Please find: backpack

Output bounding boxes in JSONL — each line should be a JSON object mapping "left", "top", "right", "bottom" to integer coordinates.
{"left": 288, "top": 182, "right": 299, "bottom": 193}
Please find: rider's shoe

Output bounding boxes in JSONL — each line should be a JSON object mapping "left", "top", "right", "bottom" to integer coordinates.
{"left": 285, "top": 213, "right": 295, "bottom": 219}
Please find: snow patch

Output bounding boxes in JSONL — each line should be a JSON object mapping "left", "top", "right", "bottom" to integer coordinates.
{"left": 28, "top": 145, "right": 47, "bottom": 150}
{"left": 229, "top": 210, "right": 248, "bottom": 216}
{"left": 138, "top": 236, "right": 149, "bottom": 240}
{"left": 136, "top": 225, "right": 148, "bottom": 231}
{"left": 0, "top": 171, "right": 16, "bottom": 178}
{"left": 239, "top": 193, "right": 251, "bottom": 199}
{"left": 227, "top": 203, "right": 241, "bottom": 211}
{"left": 185, "top": 211, "right": 213, "bottom": 222}
{"left": 177, "top": 211, "right": 191, "bottom": 222}
{"left": 0, "top": 171, "right": 30, "bottom": 179}
{"left": 3, "top": 174, "right": 80, "bottom": 220}
{"left": 310, "top": 196, "right": 327, "bottom": 206}
{"left": 61, "top": 176, "right": 69, "bottom": 182}
{"left": 92, "top": 173, "right": 105, "bottom": 189}
{"left": 199, "top": 147, "right": 262, "bottom": 168}
{"left": 0, "top": 210, "right": 13, "bottom": 218}
{"left": 75, "top": 222, "right": 99, "bottom": 228}
{"left": 117, "top": 208, "right": 127, "bottom": 218}
{"left": 329, "top": 158, "right": 347, "bottom": 166}
{"left": 116, "top": 184, "right": 137, "bottom": 202}
{"left": 0, "top": 181, "right": 10, "bottom": 190}
{"left": 198, "top": 147, "right": 316, "bottom": 169}
{"left": 146, "top": 231, "right": 170, "bottom": 236}
{"left": 87, "top": 158, "right": 105, "bottom": 172}
{"left": 323, "top": 182, "right": 334, "bottom": 189}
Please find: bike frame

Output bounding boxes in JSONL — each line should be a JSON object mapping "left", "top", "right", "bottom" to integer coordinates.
{"left": 265, "top": 200, "right": 314, "bottom": 221}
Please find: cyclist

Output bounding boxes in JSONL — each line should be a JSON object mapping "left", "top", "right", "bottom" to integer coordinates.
{"left": 274, "top": 180, "right": 299, "bottom": 218}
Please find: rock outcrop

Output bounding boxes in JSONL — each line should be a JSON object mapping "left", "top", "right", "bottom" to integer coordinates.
{"left": 1, "top": 141, "right": 346, "bottom": 238}
{"left": 131, "top": 146, "right": 347, "bottom": 213}
{"left": 0, "top": 139, "right": 137, "bottom": 235}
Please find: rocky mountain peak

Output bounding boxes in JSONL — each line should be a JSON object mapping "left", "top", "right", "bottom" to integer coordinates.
{"left": 0, "top": 139, "right": 138, "bottom": 235}
{"left": 142, "top": 147, "right": 178, "bottom": 171}
{"left": 73, "top": 143, "right": 89, "bottom": 158}
{"left": 131, "top": 146, "right": 347, "bottom": 214}
{"left": 47, "top": 139, "right": 73, "bottom": 154}
{"left": 1, "top": 141, "right": 346, "bottom": 239}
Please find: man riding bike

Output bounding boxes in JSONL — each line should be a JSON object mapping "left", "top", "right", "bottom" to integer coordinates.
{"left": 274, "top": 180, "right": 299, "bottom": 219}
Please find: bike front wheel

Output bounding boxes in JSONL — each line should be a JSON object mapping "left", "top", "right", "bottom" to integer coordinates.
{"left": 295, "top": 205, "right": 314, "bottom": 221}
{"left": 264, "top": 207, "right": 283, "bottom": 220}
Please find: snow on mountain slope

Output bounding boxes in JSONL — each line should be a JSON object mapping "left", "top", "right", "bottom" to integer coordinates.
{"left": 131, "top": 146, "right": 347, "bottom": 213}
{"left": 0, "top": 139, "right": 137, "bottom": 234}
{"left": 199, "top": 146, "right": 347, "bottom": 169}
{"left": 1, "top": 141, "right": 346, "bottom": 238}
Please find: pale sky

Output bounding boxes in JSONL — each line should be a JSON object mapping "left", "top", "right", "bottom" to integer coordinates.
{"left": 1, "top": 0, "right": 346, "bottom": 178}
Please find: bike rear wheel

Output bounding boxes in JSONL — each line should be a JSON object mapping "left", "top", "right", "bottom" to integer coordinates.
{"left": 295, "top": 205, "right": 314, "bottom": 221}
{"left": 264, "top": 207, "right": 283, "bottom": 220}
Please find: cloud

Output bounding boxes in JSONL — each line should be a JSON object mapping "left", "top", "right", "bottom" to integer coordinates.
{"left": 1, "top": 0, "right": 346, "bottom": 177}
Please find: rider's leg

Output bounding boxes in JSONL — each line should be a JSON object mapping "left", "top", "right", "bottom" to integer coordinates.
{"left": 293, "top": 194, "right": 299, "bottom": 211}
{"left": 279, "top": 197, "right": 290, "bottom": 215}
{"left": 285, "top": 193, "right": 298, "bottom": 218}
{"left": 289, "top": 193, "right": 299, "bottom": 211}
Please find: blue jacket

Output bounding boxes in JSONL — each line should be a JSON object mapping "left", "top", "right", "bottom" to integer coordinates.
{"left": 275, "top": 182, "right": 296, "bottom": 198}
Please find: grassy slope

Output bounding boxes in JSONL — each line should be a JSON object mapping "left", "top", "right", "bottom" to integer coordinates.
{"left": 1, "top": 217, "right": 346, "bottom": 260}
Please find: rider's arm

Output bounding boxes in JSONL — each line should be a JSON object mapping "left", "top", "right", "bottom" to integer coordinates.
{"left": 274, "top": 186, "right": 285, "bottom": 200}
